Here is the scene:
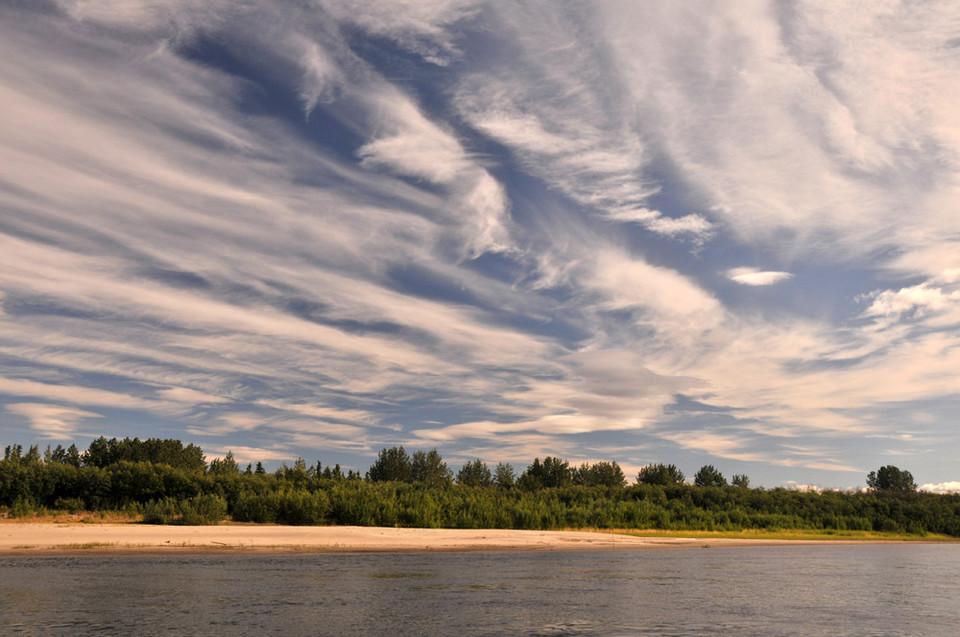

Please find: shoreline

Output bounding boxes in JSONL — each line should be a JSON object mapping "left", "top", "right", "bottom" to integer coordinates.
{"left": 0, "top": 524, "right": 945, "bottom": 556}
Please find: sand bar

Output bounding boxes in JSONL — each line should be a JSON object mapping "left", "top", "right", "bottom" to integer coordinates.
{"left": 0, "top": 523, "right": 915, "bottom": 555}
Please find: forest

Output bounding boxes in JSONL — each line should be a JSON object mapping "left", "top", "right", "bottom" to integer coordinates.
{"left": 2, "top": 437, "right": 959, "bottom": 536}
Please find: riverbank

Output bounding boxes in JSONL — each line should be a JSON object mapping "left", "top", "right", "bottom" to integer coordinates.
{"left": 0, "top": 523, "right": 946, "bottom": 555}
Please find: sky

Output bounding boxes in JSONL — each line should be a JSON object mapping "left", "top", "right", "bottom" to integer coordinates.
{"left": 2, "top": 0, "right": 960, "bottom": 490}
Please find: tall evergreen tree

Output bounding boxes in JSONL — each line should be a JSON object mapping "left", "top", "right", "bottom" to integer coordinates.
{"left": 457, "top": 459, "right": 493, "bottom": 487}
{"left": 494, "top": 462, "right": 515, "bottom": 488}
{"left": 573, "top": 461, "right": 626, "bottom": 487}
{"left": 520, "top": 457, "right": 572, "bottom": 489}
{"left": 367, "top": 446, "right": 413, "bottom": 482}
{"left": 411, "top": 449, "right": 452, "bottom": 487}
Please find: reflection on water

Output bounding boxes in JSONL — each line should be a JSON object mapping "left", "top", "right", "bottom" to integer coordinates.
{"left": 3, "top": 544, "right": 960, "bottom": 635}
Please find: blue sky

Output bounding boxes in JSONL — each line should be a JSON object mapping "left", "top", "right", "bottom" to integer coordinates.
{"left": 3, "top": 1, "right": 960, "bottom": 490}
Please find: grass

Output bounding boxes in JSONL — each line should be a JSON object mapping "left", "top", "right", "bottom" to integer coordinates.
{"left": 55, "top": 542, "right": 118, "bottom": 549}
{"left": 0, "top": 511, "right": 142, "bottom": 524}
{"left": 8, "top": 542, "right": 118, "bottom": 551}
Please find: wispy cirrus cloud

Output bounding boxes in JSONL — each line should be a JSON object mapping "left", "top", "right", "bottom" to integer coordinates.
{"left": 5, "top": 403, "right": 102, "bottom": 439}
{"left": 597, "top": 1, "right": 960, "bottom": 266}
{"left": 0, "top": 4, "right": 519, "bottom": 452}
{"left": 3, "top": 1, "right": 960, "bottom": 488}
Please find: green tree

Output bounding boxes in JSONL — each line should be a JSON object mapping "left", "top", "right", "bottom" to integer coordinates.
{"left": 208, "top": 451, "right": 240, "bottom": 476}
{"left": 411, "top": 449, "right": 453, "bottom": 487}
{"left": 637, "top": 463, "right": 686, "bottom": 486}
{"left": 83, "top": 437, "right": 118, "bottom": 467}
{"left": 731, "top": 474, "right": 750, "bottom": 489}
{"left": 694, "top": 464, "right": 727, "bottom": 487}
{"left": 82, "top": 437, "right": 205, "bottom": 472}
{"left": 520, "top": 457, "right": 572, "bottom": 489}
{"left": 322, "top": 464, "right": 345, "bottom": 480}
{"left": 23, "top": 445, "right": 42, "bottom": 464}
{"left": 866, "top": 466, "right": 916, "bottom": 492}
{"left": 367, "top": 446, "right": 413, "bottom": 482}
{"left": 457, "top": 459, "right": 493, "bottom": 487}
{"left": 4, "top": 445, "right": 23, "bottom": 463}
{"left": 573, "top": 461, "right": 626, "bottom": 487}
{"left": 494, "top": 462, "right": 515, "bottom": 488}
{"left": 65, "top": 444, "right": 82, "bottom": 467}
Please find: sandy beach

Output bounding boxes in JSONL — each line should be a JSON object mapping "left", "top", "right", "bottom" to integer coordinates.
{"left": 0, "top": 523, "right": 906, "bottom": 555}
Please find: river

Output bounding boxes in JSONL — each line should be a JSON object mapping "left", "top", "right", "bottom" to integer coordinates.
{"left": 3, "top": 544, "right": 958, "bottom": 635}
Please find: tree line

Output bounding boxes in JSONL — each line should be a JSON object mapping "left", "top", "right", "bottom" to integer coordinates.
{"left": 1, "top": 437, "right": 951, "bottom": 535}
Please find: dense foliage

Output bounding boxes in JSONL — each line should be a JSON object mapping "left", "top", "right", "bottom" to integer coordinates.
{"left": 867, "top": 465, "right": 917, "bottom": 492}
{"left": 637, "top": 463, "right": 685, "bottom": 486}
{"left": 694, "top": 464, "right": 727, "bottom": 487}
{"left": 3, "top": 439, "right": 959, "bottom": 536}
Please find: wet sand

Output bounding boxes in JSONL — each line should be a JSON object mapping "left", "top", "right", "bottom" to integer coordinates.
{"left": 0, "top": 523, "right": 913, "bottom": 555}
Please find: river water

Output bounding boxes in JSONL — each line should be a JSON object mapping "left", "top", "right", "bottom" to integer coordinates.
{"left": 2, "top": 544, "right": 958, "bottom": 635}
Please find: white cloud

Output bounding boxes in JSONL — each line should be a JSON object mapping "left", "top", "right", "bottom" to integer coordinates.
{"left": 453, "top": 5, "right": 713, "bottom": 242}
{"left": 156, "top": 387, "right": 231, "bottom": 405}
{"left": 356, "top": 87, "right": 511, "bottom": 257}
{"left": 207, "top": 446, "right": 291, "bottom": 465}
{"left": 920, "top": 481, "right": 960, "bottom": 494}
{"left": 2, "top": 1, "right": 960, "bottom": 487}
{"left": 357, "top": 92, "right": 473, "bottom": 183}
{"left": 644, "top": 214, "right": 714, "bottom": 238}
{"left": 663, "top": 430, "right": 861, "bottom": 473}
{"left": 727, "top": 267, "right": 795, "bottom": 286}
{"left": 0, "top": 8, "right": 526, "bottom": 444}
{"left": 591, "top": 251, "right": 721, "bottom": 322}
{"left": 862, "top": 282, "right": 960, "bottom": 318}
{"left": 295, "top": 37, "right": 342, "bottom": 116}
{"left": 661, "top": 430, "right": 772, "bottom": 465}
{"left": 255, "top": 400, "right": 377, "bottom": 426}
{"left": 788, "top": 484, "right": 824, "bottom": 493}
{"left": 0, "top": 377, "right": 151, "bottom": 411}
{"left": 314, "top": 0, "right": 479, "bottom": 65}
{"left": 55, "top": 0, "right": 231, "bottom": 36}
{"left": 597, "top": 0, "right": 960, "bottom": 264}
{"left": 5, "top": 403, "right": 102, "bottom": 439}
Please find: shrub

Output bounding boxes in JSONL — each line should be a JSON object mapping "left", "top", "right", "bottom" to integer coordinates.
{"left": 232, "top": 492, "right": 281, "bottom": 523}
{"left": 277, "top": 490, "right": 330, "bottom": 525}
{"left": 142, "top": 498, "right": 180, "bottom": 524}
{"left": 53, "top": 497, "right": 87, "bottom": 513}
{"left": 141, "top": 495, "right": 226, "bottom": 525}
{"left": 181, "top": 494, "right": 227, "bottom": 525}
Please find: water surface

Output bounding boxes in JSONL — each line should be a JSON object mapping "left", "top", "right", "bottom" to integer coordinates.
{"left": 3, "top": 544, "right": 958, "bottom": 635}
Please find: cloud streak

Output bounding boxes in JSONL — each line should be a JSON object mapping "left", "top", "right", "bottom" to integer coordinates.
{"left": 2, "top": 1, "right": 960, "bottom": 488}
{"left": 727, "top": 268, "right": 795, "bottom": 286}
{"left": 5, "top": 403, "right": 102, "bottom": 439}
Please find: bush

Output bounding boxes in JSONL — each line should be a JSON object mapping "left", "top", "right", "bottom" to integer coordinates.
{"left": 232, "top": 492, "right": 281, "bottom": 523}
{"left": 232, "top": 490, "right": 330, "bottom": 525}
{"left": 277, "top": 490, "right": 330, "bottom": 525}
{"left": 142, "top": 498, "right": 180, "bottom": 524}
{"left": 181, "top": 494, "right": 227, "bottom": 525}
{"left": 142, "top": 495, "right": 226, "bottom": 525}
{"left": 53, "top": 497, "right": 87, "bottom": 513}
